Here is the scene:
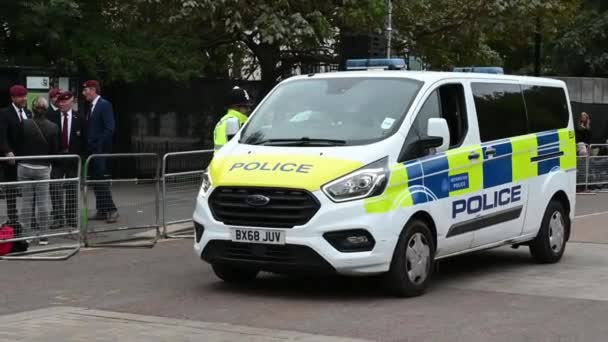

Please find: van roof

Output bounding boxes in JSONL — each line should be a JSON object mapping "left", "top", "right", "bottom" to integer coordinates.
{"left": 287, "top": 71, "right": 566, "bottom": 88}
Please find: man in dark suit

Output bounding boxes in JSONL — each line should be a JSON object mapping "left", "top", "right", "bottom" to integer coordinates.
{"left": 50, "top": 91, "right": 85, "bottom": 228}
{"left": 0, "top": 85, "right": 32, "bottom": 224}
{"left": 82, "top": 80, "right": 119, "bottom": 223}
{"left": 46, "top": 88, "right": 61, "bottom": 119}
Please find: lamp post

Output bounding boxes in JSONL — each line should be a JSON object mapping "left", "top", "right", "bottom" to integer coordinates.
{"left": 387, "top": 0, "right": 393, "bottom": 58}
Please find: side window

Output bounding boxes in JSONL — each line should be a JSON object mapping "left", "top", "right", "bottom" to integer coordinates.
{"left": 523, "top": 85, "right": 569, "bottom": 133}
{"left": 472, "top": 83, "right": 528, "bottom": 142}
{"left": 403, "top": 83, "right": 469, "bottom": 153}
{"left": 438, "top": 84, "right": 468, "bottom": 147}
{"left": 408, "top": 90, "right": 441, "bottom": 143}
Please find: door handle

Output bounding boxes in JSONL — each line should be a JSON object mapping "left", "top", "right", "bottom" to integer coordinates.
{"left": 468, "top": 151, "right": 480, "bottom": 160}
{"left": 485, "top": 147, "right": 496, "bottom": 157}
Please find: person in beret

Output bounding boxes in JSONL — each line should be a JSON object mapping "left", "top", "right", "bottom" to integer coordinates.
{"left": 49, "top": 91, "right": 86, "bottom": 228}
{"left": 47, "top": 88, "right": 62, "bottom": 120}
{"left": 82, "top": 80, "right": 119, "bottom": 223}
{"left": 0, "top": 85, "right": 32, "bottom": 224}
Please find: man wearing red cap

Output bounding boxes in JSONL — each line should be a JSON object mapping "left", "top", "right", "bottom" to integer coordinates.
{"left": 0, "top": 85, "right": 32, "bottom": 223}
{"left": 82, "top": 80, "right": 118, "bottom": 223}
{"left": 50, "top": 91, "right": 86, "bottom": 228}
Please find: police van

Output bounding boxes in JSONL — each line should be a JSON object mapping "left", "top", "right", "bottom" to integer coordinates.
{"left": 193, "top": 67, "right": 576, "bottom": 297}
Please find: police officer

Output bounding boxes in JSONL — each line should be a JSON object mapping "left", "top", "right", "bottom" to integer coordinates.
{"left": 213, "top": 86, "right": 252, "bottom": 150}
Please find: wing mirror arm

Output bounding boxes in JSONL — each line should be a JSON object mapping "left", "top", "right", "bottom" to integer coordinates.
{"left": 397, "top": 118, "right": 451, "bottom": 162}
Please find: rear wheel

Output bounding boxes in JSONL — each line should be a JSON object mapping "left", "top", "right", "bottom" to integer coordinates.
{"left": 212, "top": 264, "right": 259, "bottom": 283}
{"left": 529, "top": 200, "right": 569, "bottom": 263}
{"left": 384, "top": 219, "right": 435, "bottom": 297}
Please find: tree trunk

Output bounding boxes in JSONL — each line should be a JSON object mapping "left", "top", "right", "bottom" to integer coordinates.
{"left": 534, "top": 16, "right": 543, "bottom": 76}
{"left": 247, "top": 41, "right": 281, "bottom": 95}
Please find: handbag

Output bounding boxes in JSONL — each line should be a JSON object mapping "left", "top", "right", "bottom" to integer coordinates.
{"left": 0, "top": 224, "right": 15, "bottom": 256}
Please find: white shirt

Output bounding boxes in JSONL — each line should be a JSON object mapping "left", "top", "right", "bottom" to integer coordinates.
{"left": 91, "top": 96, "right": 101, "bottom": 115}
{"left": 12, "top": 103, "right": 27, "bottom": 121}
{"left": 51, "top": 104, "right": 58, "bottom": 112}
{"left": 60, "top": 110, "right": 73, "bottom": 145}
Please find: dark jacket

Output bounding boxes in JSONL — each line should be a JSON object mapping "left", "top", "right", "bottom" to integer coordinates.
{"left": 0, "top": 104, "right": 32, "bottom": 155}
{"left": 17, "top": 118, "right": 59, "bottom": 166}
{"left": 87, "top": 97, "right": 115, "bottom": 154}
{"left": 46, "top": 105, "right": 59, "bottom": 122}
{"left": 576, "top": 125, "right": 591, "bottom": 145}
{"left": 50, "top": 110, "right": 86, "bottom": 156}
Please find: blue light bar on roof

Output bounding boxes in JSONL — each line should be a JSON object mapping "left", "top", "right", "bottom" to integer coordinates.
{"left": 453, "top": 66, "right": 504, "bottom": 74}
{"left": 346, "top": 58, "right": 407, "bottom": 71}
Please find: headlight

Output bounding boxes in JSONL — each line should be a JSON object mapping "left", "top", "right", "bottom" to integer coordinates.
{"left": 322, "top": 158, "right": 389, "bottom": 202}
{"left": 198, "top": 169, "right": 212, "bottom": 198}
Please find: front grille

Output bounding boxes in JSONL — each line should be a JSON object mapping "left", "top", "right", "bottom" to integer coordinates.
{"left": 201, "top": 241, "right": 335, "bottom": 274}
{"left": 209, "top": 187, "right": 320, "bottom": 228}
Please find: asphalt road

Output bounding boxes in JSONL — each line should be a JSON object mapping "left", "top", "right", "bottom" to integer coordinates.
{"left": 2, "top": 194, "right": 608, "bottom": 341}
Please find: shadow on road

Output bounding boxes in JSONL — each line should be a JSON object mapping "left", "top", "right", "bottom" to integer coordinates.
{"left": 204, "top": 247, "right": 536, "bottom": 300}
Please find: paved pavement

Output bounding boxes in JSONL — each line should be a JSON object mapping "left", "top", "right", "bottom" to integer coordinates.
{"left": 1, "top": 194, "right": 608, "bottom": 341}
{"left": 0, "top": 307, "right": 370, "bottom": 342}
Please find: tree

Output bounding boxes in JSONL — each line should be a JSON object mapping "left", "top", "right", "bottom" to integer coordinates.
{"left": 390, "top": 0, "right": 580, "bottom": 73}
{"left": 173, "top": 0, "right": 386, "bottom": 91}
{"left": 549, "top": 0, "right": 608, "bottom": 77}
{"left": 0, "top": 0, "right": 206, "bottom": 81}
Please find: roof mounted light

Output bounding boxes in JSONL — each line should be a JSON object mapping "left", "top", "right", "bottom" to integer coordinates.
{"left": 345, "top": 58, "right": 407, "bottom": 71}
{"left": 452, "top": 66, "right": 504, "bottom": 74}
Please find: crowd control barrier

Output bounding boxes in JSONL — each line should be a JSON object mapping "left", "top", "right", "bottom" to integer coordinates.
{"left": 161, "top": 150, "right": 213, "bottom": 238}
{"left": 0, "top": 155, "right": 81, "bottom": 260}
{"left": 83, "top": 153, "right": 160, "bottom": 247}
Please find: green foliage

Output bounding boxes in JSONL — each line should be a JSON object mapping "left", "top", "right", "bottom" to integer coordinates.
{"left": 0, "top": 0, "right": 205, "bottom": 81}
{"left": 550, "top": 0, "right": 608, "bottom": 77}
{"left": 391, "top": 0, "right": 581, "bottom": 72}
{"left": 1, "top": 0, "right": 604, "bottom": 83}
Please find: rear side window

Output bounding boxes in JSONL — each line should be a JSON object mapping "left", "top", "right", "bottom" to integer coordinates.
{"left": 523, "top": 85, "right": 569, "bottom": 133}
{"left": 472, "top": 83, "right": 528, "bottom": 142}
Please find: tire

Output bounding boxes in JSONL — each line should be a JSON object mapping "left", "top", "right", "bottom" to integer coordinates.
{"left": 212, "top": 264, "right": 259, "bottom": 283}
{"left": 384, "top": 219, "right": 435, "bottom": 297}
{"left": 529, "top": 200, "right": 569, "bottom": 263}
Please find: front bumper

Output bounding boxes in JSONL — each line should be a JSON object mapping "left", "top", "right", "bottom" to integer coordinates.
{"left": 201, "top": 240, "right": 335, "bottom": 274}
{"left": 194, "top": 189, "right": 409, "bottom": 275}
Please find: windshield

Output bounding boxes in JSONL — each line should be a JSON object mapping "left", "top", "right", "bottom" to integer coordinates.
{"left": 239, "top": 77, "right": 423, "bottom": 146}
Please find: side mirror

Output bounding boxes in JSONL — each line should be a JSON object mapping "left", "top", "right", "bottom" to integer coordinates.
{"left": 225, "top": 117, "right": 241, "bottom": 141}
{"left": 398, "top": 136, "right": 444, "bottom": 162}
{"left": 427, "top": 118, "right": 450, "bottom": 153}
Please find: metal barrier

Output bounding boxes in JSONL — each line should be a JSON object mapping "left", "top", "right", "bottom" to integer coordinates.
{"left": 83, "top": 153, "right": 160, "bottom": 247}
{"left": 0, "top": 155, "right": 81, "bottom": 260}
{"left": 586, "top": 144, "right": 608, "bottom": 191}
{"left": 161, "top": 150, "right": 213, "bottom": 238}
{"left": 575, "top": 144, "right": 608, "bottom": 193}
{"left": 576, "top": 156, "right": 588, "bottom": 189}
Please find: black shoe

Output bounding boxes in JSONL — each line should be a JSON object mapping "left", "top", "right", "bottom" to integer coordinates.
{"left": 105, "top": 211, "right": 119, "bottom": 224}
{"left": 91, "top": 212, "right": 107, "bottom": 221}
{"left": 11, "top": 241, "right": 28, "bottom": 253}
{"left": 51, "top": 220, "right": 64, "bottom": 229}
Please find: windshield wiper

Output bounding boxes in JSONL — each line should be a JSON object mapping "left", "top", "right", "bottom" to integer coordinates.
{"left": 250, "top": 137, "right": 347, "bottom": 146}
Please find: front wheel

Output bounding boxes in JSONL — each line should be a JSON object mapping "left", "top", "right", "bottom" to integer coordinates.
{"left": 529, "top": 200, "right": 569, "bottom": 263}
{"left": 212, "top": 264, "right": 259, "bottom": 283}
{"left": 384, "top": 219, "right": 435, "bottom": 297}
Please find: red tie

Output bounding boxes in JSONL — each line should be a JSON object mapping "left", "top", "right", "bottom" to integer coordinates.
{"left": 62, "top": 112, "right": 69, "bottom": 149}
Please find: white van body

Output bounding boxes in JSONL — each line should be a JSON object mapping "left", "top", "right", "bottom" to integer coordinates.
{"left": 193, "top": 71, "right": 576, "bottom": 296}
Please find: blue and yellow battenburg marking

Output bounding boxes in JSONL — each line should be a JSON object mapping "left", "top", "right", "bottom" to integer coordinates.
{"left": 364, "top": 128, "right": 576, "bottom": 213}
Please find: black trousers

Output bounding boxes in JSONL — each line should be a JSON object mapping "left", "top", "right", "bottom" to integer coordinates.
{"left": 91, "top": 158, "right": 117, "bottom": 214}
{"left": 51, "top": 160, "right": 79, "bottom": 226}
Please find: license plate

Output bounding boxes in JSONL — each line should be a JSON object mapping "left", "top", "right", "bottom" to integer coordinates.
{"left": 231, "top": 228, "right": 285, "bottom": 245}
